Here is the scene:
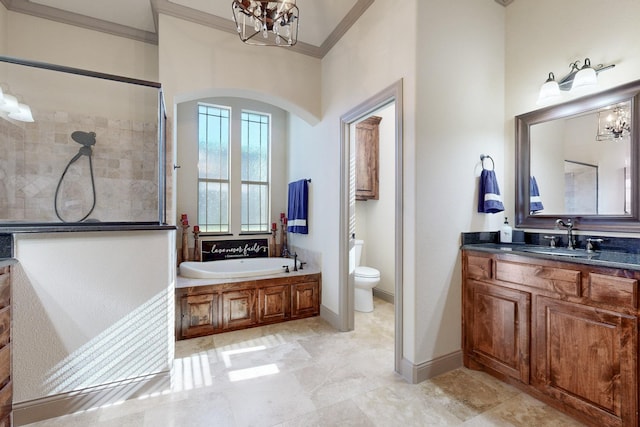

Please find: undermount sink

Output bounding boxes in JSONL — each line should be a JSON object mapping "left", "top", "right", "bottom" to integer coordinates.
{"left": 521, "top": 247, "right": 592, "bottom": 257}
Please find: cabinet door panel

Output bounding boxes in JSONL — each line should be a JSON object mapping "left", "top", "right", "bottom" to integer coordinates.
{"left": 258, "top": 285, "right": 289, "bottom": 323}
{"left": 355, "top": 116, "right": 381, "bottom": 200}
{"left": 465, "top": 280, "right": 530, "bottom": 383}
{"left": 291, "top": 282, "right": 319, "bottom": 318}
{"left": 180, "top": 293, "right": 220, "bottom": 339}
{"left": 223, "top": 290, "right": 255, "bottom": 329}
{"left": 533, "top": 296, "right": 637, "bottom": 426}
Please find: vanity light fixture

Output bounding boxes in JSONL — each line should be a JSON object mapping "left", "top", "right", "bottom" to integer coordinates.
{"left": 0, "top": 94, "right": 20, "bottom": 114}
{"left": 232, "top": 0, "right": 299, "bottom": 46}
{"left": 536, "top": 58, "right": 615, "bottom": 105}
{"left": 0, "top": 88, "right": 34, "bottom": 122}
{"left": 8, "top": 103, "right": 34, "bottom": 122}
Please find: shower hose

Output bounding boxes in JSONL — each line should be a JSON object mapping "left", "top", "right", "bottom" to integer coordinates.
{"left": 54, "top": 132, "right": 97, "bottom": 222}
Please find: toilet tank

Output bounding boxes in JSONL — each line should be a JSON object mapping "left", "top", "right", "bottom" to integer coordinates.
{"left": 354, "top": 240, "right": 364, "bottom": 266}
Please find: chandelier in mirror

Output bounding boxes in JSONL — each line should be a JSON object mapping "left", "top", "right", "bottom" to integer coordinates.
{"left": 597, "top": 101, "right": 631, "bottom": 141}
{"left": 232, "top": 0, "right": 299, "bottom": 46}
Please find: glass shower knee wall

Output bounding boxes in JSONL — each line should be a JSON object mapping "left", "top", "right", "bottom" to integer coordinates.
{"left": 0, "top": 56, "right": 167, "bottom": 225}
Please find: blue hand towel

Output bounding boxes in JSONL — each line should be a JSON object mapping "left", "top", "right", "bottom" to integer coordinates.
{"left": 530, "top": 176, "right": 544, "bottom": 212}
{"left": 287, "top": 179, "right": 309, "bottom": 234}
{"left": 478, "top": 169, "right": 505, "bottom": 214}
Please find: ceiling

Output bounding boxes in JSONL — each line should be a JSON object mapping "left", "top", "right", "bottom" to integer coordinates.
{"left": 0, "top": 0, "right": 374, "bottom": 58}
{"left": 1, "top": 0, "right": 512, "bottom": 58}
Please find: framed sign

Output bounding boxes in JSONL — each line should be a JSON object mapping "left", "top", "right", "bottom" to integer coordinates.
{"left": 201, "top": 238, "right": 269, "bottom": 262}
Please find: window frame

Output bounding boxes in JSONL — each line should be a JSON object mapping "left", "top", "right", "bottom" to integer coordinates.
{"left": 197, "top": 102, "right": 231, "bottom": 234}
{"left": 240, "top": 109, "right": 272, "bottom": 233}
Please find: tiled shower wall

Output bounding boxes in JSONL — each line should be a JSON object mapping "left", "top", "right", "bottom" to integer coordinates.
{"left": 0, "top": 109, "right": 159, "bottom": 223}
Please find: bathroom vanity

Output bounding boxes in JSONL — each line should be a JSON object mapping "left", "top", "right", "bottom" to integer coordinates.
{"left": 462, "top": 245, "right": 640, "bottom": 427}
{"left": 176, "top": 272, "right": 321, "bottom": 340}
{"left": 0, "top": 263, "right": 12, "bottom": 427}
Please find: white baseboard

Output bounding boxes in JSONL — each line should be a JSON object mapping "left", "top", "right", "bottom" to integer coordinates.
{"left": 399, "top": 350, "right": 463, "bottom": 384}
{"left": 13, "top": 370, "right": 171, "bottom": 426}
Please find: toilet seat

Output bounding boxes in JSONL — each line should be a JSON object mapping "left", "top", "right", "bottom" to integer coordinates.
{"left": 355, "top": 266, "right": 380, "bottom": 278}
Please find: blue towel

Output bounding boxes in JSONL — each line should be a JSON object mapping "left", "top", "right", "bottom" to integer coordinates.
{"left": 287, "top": 179, "right": 309, "bottom": 234}
{"left": 530, "top": 176, "right": 544, "bottom": 213}
{"left": 478, "top": 169, "right": 505, "bottom": 214}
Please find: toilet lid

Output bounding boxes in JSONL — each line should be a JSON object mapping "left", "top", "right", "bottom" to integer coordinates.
{"left": 355, "top": 266, "right": 380, "bottom": 278}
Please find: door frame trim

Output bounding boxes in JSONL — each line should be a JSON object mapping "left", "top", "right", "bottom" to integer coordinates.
{"left": 338, "top": 79, "right": 403, "bottom": 373}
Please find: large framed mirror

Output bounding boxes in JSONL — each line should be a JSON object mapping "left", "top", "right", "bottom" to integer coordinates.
{"left": 515, "top": 79, "right": 640, "bottom": 232}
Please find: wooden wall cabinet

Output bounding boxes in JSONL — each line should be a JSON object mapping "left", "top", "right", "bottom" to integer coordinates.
{"left": 462, "top": 250, "right": 639, "bottom": 427}
{"left": 177, "top": 273, "right": 321, "bottom": 340}
{"left": 355, "top": 116, "right": 381, "bottom": 201}
{"left": 0, "top": 266, "right": 11, "bottom": 427}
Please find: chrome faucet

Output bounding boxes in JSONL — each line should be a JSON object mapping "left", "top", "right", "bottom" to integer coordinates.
{"left": 555, "top": 219, "right": 575, "bottom": 249}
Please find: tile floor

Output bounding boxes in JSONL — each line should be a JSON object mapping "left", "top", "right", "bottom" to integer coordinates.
{"left": 24, "top": 298, "right": 584, "bottom": 426}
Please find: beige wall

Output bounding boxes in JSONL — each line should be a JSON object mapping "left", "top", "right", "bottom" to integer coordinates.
{"left": 414, "top": 0, "right": 506, "bottom": 364}
{"left": 6, "top": 12, "right": 157, "bottom": 81}
{"left": 288, "top": 0, "right": 418, "bottom": 331}
{"left": 0, "top": 2, "right": 7, "bottom": 54}
{"left": 13, "top": 231, "right": 174, "bottom": 403}
{"left": 158, "top": 14, "right": 321, "bottom": 125}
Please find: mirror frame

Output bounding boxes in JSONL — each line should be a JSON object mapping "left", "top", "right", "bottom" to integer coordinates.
{"left": 516, "top": 79, "right": 640, "bottom": 232}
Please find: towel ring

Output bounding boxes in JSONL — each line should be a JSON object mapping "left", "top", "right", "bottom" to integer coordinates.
{"left": 480, "top": 154, "right": 494, "bottom": 171}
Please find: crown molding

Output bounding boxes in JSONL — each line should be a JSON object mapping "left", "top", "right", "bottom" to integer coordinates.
{"left": 494, "top": 0, "right": 514, "bottom": 6}
{"left": 319, "top": 0, "right": 374, "bottom": 57}
{"left": 1, "top": 0, "right": 375, "bottom": 58}
{"left": 1, "top": 0, "right": 157, "bottom": 44}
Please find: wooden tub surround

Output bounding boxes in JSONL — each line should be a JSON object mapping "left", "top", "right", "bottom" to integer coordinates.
{"left": 176, "top": 272, "right": 321, "bottom": 340}
{"left": 462, "top": 248, "right": 640, "bottom": 427}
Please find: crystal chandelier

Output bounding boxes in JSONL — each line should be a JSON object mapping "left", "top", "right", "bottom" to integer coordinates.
{"left": 232, "top": 0, "right": 299, "bottom": 46}
{"left": 597, "top": 103, "right": 631, "bottom": 141}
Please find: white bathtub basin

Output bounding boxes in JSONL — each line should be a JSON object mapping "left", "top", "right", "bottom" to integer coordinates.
{"left": 179, "top": 257, "right": 299, "bottom": 279}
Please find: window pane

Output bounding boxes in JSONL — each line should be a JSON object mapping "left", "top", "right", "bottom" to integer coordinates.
{"left": 240, "top": 111, "right": 269, "bottom": 232}
{"left": 198, "top": 181, "right": 229, "bottom": 233}
{"left": 241, "top": 183, "right": 268, "bottom": 232}
{"left": 198, "top": 104, "right": 230, "bottom": 232}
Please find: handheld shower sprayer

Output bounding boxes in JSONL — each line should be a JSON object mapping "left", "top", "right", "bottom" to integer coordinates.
{"left": 54, "top": 131, "right": 98, "bottom": 222}
{"left": 69, "top": 131, "right": 96, "bottom": 162}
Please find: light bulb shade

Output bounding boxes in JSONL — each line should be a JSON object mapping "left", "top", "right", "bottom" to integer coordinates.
{"left": 0, "top": 94, "right": 20, "bottom": 113}
{"left": 537, "top": 73, "right": 561, "bottom": 105}
{"left": 572, "top": 66, "right": 597, "bottom": 90}
{"left": 8, "top": 103, "right": 34, "bottom": 122}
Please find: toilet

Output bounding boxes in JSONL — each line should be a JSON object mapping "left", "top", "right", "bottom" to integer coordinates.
{"left": 353, "top": 240, "right": 381, "bottom": 312}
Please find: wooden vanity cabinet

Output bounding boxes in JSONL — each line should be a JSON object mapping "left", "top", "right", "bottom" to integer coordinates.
{"left": 462, "top": 250, "right": 639, "bottom": 427}
{"left": 177, "top": 273, "right": 321, "bottom": 340}
{"left": 464, "top": 279, "right": 530, "bottom": 384}
{"left": 0, "top": 266, "right": 11, "bottom": 427}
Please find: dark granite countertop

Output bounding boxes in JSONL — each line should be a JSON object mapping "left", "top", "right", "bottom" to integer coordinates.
{"left": 461, "top": 231, "right": 640, "bottom": 271}
{"left": 462, "top": 243, "right": 640, "bottom": 272}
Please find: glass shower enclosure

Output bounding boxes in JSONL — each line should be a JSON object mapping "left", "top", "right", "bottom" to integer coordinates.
{"left": 0, "top": 55, "right": 167, "bottom": 227}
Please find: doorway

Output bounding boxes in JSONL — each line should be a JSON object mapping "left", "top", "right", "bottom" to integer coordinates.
{"left": 339, "top": 80, "right": 403, "bottom": 374}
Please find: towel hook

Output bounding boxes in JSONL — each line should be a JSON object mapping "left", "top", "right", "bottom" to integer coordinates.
{"left": 480, "top": 154, "right": 494, "bottom": 171}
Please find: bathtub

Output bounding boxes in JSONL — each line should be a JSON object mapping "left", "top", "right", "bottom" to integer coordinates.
{"left": 179, "top": 257, "right": 299, "bottom": 279}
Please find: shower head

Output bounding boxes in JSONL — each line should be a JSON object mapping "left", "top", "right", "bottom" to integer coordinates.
{"left": 71, "top": 131, "right": 96, "bottom": 147}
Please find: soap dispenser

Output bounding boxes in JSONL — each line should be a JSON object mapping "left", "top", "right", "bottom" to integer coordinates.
{"left": 500, "top": 217, "right": 513, "bottom": 243}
